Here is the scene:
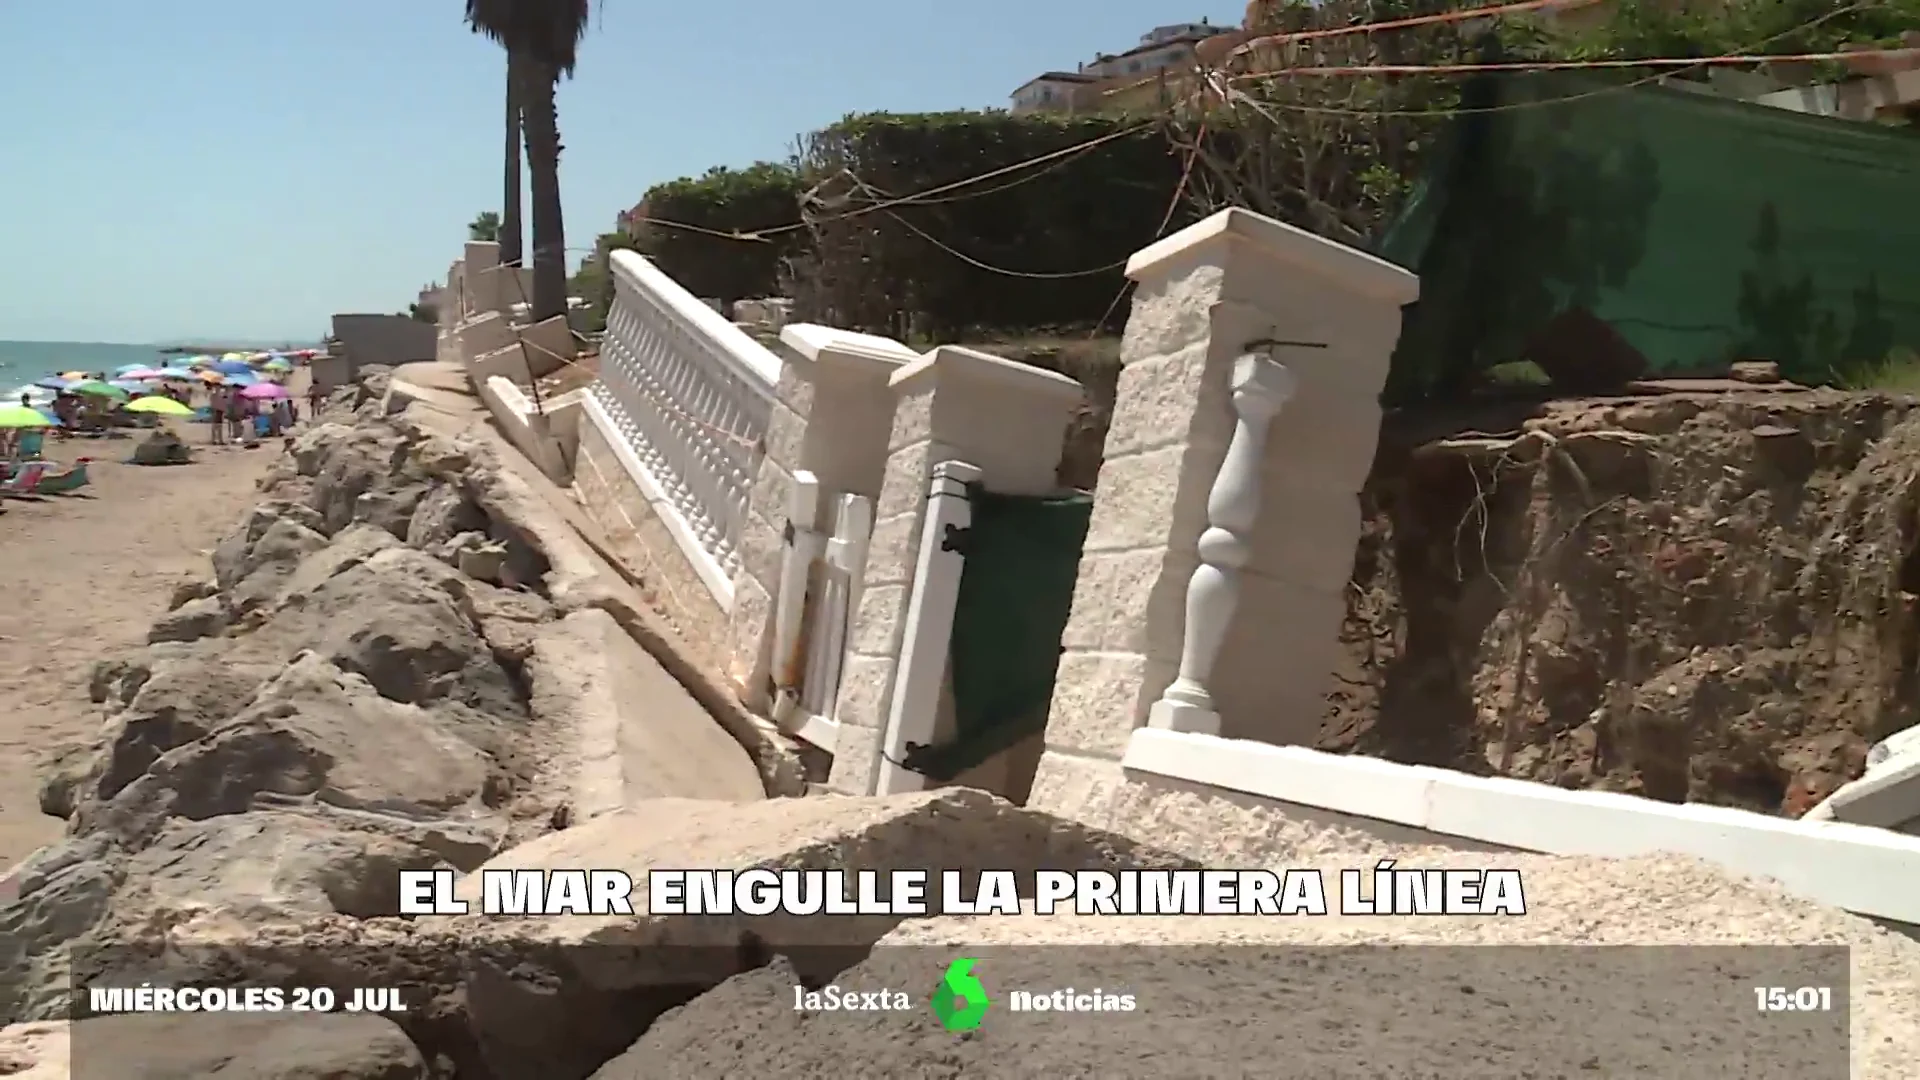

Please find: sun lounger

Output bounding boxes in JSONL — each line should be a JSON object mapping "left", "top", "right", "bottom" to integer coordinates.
{"left": 35, "top": 459, "right": 91, "bottom": 494}
{"left": 0, "top": 461, "right": 53, "bottom": 496}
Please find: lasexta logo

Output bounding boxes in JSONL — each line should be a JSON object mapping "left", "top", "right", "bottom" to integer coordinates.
{"left": 930, "top": 957, "right": 989, "bottom": 1032}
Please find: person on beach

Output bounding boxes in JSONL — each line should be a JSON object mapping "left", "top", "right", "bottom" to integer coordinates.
{"left": 306, "top": 381, "right": 323, "bottom": 418}
{"left": 208, "top": 386, "right": 228, "bottom": 445}
{"left": 231, "top": 394, "right": 252, "bottom": 444}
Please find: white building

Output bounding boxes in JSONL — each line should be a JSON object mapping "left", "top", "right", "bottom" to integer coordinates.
{"left": 1009, "top": 19, "right": 1235, "bottom": 114}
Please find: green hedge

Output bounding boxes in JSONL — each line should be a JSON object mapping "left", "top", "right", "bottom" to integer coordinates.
{"left": 792, "top": 111, "right": 1194, "bottom": 341}
{"left": 629, "top": 163, "right": 805, "bottom": 305}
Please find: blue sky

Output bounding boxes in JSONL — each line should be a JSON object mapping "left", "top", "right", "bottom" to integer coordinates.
{"left": 0, "top": 1, "right": 1247, "bottom": 344}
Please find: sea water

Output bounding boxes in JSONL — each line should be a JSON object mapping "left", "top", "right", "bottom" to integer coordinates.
{"left": 0, "top": 340, "right": 176, "bottom": 402}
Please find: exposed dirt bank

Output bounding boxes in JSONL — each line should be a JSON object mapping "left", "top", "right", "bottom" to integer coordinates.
{"left": 1324, "top": 383, "right": 1920, "bottom": 816}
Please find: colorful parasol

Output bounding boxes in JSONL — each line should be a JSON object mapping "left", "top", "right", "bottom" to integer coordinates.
{"left": 126, "top": 396, "right": 194, "bottom": 417}
{"left": 65, "top": 380, "right": 130, "bottom": 401}
{"left": 0, "top": 404, "right": 56, "bottom": 428}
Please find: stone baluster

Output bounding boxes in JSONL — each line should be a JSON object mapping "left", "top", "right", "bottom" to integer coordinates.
{"left": 1147, "top": 351, "right": 1298, "bottom": 735}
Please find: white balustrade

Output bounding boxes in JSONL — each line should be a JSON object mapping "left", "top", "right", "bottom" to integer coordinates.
{"left": 589, "top": 250, "right": 781, "bottom": 600}
{"left": 1147, "top": 353, "right": 1297, "bottom": 735}
{"left": 768, "top": 473, "right": 871, "bottom": 753}
{"left": 800, "top": 492, "right": 872, "bottom": 720}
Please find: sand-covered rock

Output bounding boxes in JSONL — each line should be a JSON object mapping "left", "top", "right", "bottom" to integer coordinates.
{"left": 605, "top": 854, "right": 1920, "bottom": 1080}
{"left": 145, "top": 595, "right": 227, "bottom": 645}
{"left": 62, "top": 789, "right": 1191, "bottom": 1079}
{"left": 3, "top": 390, "right": 774, "bottom": 1044}
{"left": 76, "top": 654, "right": 501, "bottom": 851}
{"left": 0, "top": 1013, "right": 427, "bottom": 1079}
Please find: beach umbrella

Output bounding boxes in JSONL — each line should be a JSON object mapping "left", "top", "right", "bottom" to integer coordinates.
{"left": 66, "top": 380, "right": 130, "bottom": 401}
{"left": 32, "top": 377, "right": 72, "bottom": 391}
{"left": 197, "top": 370, "right": 227, "bottom": 384}
{"left": 114, "top": 363, "right": 149, "bottom": 374}
{"left": 109, "top": 380, "right": 151, "bottom": 394}
{"left": 262, "top": 358, "right": 292, "bottom": 372}
{"left": 59, "top": 370, "right": 93, "bottom": 380}
{"left": 240, "top": 382, "right": 288, "bottom": 400}
{"left": 157, "top": 366, "right": 197, "bottom": 380}
{"left": 0, "top": 404, "right": 55, "bottom": 428}
{"left": 211, "top": 360, "right": 251, "bottom": 375}
{"left": 126, "top": 396, "right": 194, "bottom": 417}
{"left": 223, "top": 370, "right": 259, "bottom": 385}
{"left": 120, "top": 367, "right": 165, "bottom": 380}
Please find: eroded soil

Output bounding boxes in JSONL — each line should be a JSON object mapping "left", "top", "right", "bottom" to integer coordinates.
{"left": 1321, "top": 383, "right": 1920, "bottom": 816}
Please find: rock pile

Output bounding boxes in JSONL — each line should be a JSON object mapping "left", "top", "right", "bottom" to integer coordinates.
{"left": 6, "top": 373, "right": 573, "bottom": 1014}
{"left": 0, "top": 372, "right": 1194, "bottom": 1078}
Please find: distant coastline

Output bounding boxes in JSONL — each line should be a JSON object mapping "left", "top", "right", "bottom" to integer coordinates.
{"left": 156, "top": 342, "right": 318, "bottom": 355}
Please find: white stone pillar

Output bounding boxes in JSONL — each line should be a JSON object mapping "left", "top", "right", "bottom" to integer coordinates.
{"left": 826, "top": 346, "right": 1082, "bottom": 795}
{"left": 1029, "top": 206, "right": 1420, "bottom": 819}
{"left": 723, "top": 325, "right": 916, "bottom": 712}
{"left": 1148, "top": 353, "right": 1297, "bottom": 734}
{"left": 873, "top": 460, "right": 980, "bottom": 794}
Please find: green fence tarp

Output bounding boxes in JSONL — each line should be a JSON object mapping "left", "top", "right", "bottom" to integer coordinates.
{"left": 1377, "top": 74, "right": 1920, "bottom": 402}
{"left": 900, "top": 485, "right": 1092, "bottom": 781}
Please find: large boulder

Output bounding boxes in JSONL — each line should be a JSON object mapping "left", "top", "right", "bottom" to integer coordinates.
{"left": 222, "top": 549, "right": 531, "bottom": 742}
{"left": 352, "top": 483, "right": 429, "bottom": 539}
{"left": 307, "top": 425, "right": 412, "bottom": 535}
{"left": 271, "top": 523, "right": 403, "bottom": 606}
{"left": 0, "top": 835, "right": 124, "bottom": 1020}
{"left": 212, "top": 503, "right": 330, "bottom": 616}
{"left": 297, "top": 413, "right": 471, "bottom": 541}
{"left": 76, "top": 654, "right": 501, "bottom": 852}
{"left": 122, "top": 811, "right": 453, "bottom": 920}
{"left": 72, "top": 790, "right": 1195, "bottom": 1079}
{"left": 146, "top": 595, "right": 228, "bottom": 645}
{"left": 408, "top": 482, "right": 489, "bottom": 550}
{"left": 49, "top": 656, "right": 278, "bottom": 817}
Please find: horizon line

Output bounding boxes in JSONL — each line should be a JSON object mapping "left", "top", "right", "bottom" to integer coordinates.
{"left": 1, "top": 336, "right": 320, "bottom": 347}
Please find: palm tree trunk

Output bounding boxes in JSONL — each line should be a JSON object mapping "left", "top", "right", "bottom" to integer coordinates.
{"left": 521, "top": 60, "right": 569, "bottom": 327}
{"left": 500, "top": 55, "right": 524, "bottom": 270}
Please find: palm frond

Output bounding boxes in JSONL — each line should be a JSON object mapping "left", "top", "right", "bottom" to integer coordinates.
{"left": 463, "top": 0, "right": 592, "bottom": 75}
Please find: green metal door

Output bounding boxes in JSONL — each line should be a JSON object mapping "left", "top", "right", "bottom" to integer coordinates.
{"left": 899, "top": 483, "right": 1093, "bottom": 781}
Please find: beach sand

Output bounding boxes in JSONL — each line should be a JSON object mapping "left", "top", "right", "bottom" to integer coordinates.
{"left": 0, "top": 419, "right": 300, "bottom": 869}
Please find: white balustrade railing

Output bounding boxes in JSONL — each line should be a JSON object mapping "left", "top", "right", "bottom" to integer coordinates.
{"left": 1147, "top": 351, "right": 1296, "bottom": 736}
{"left": 590, "top": 250, "right": 780, "bottom": 604}
{"left": 797, "top": 492, "right": 872, "bottom": 736}
{"left": 768, "top": 473, "right": 872, "bottom": 751}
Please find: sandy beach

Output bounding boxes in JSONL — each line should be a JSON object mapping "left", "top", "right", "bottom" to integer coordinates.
{"left": 0, "top": 427, "right": 292, "bottom": 868}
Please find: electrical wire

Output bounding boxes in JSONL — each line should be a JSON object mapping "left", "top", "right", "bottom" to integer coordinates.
{"left": 879, "top": 210, "right": 1132, "bottom": 279}
{"left": 1240, "top": 0, "right": 1602, "bottom": 50}
{"left": 1217, "top": 0, "right": 1882, "bottom": 117}
{"left": 628, "top": 120, "right": 1158, "bottom": 243}
{"left": 1235, "top": 46, "right": 1919, "bottom": 78}
{"left": 1098, "top": 0, "right": 1603, "bottom": 102}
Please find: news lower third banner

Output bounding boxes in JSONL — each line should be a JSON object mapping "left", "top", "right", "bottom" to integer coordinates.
{"left": 65, "top": 944, "right": 1849, "bottom": 1078}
